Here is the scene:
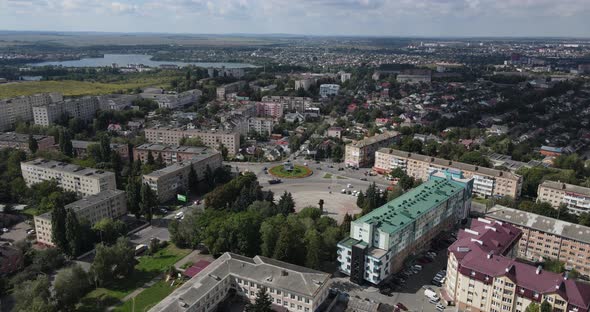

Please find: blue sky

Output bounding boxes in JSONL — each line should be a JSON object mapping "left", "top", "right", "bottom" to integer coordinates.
{"left": 1, "top": 0, "right": 589, "bottom": 37}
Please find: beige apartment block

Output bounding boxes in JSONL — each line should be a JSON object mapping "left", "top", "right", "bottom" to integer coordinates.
{"left": 134, "top": 144, "right": 216, "bottom": 165}
{"left": 144, "top": 127, "right": 240, "bottom": 156}
{"left": 537, "top": 180, "right": 590, "bottom": 215}
{"left": 33, "top": 96, "right": 100, "bottom": 126}
{"left": 344, "top": 131, "right": 400, "bottom": 168}
{"left": 143, "top": 150, "right": 222, "bottom": 202}
{"left": 149, "top": 252, "right": 331, "bottom": 312}
{"left": 487, "top": 205, "right": 590, "bottom": 277}
{"left": 21, "top": 159, "right": 116, "bottom": 197}
{"left": 374, "top": 148, "right": 522, "bottom": 198}
{"left": 0, "top": 93, "right": 62, "bottom": 130}
{"left": 34, "top": 190, "right": 127, "bottom": 246}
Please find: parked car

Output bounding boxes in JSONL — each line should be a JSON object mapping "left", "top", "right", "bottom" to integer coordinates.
{"left": 175, "top": 212, "right": 184, "bottom": 220}
{"left": 360, "top": 177, "right": 368, "bottom": 181}
{"left": 1, "top": 228, "right": 8, "bottom": 233}
{"left": 396, "top": 303, "right": 408, "bottom": 311}
{"left": 26, "top": 229, "right": 36, "bottom": 235}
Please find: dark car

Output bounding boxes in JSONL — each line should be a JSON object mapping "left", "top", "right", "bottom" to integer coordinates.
{"left": 396, "top": 303, "right": 408, "bottom": 311}
{"left": 360, "top": 177, "right": 368, "bottom": 181}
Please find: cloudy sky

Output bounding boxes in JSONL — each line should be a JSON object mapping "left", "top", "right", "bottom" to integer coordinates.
{"left": 0, "top": 0, "right": 588, "bottom": 37}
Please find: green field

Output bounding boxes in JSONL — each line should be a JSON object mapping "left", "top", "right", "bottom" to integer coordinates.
{"left": 115, "top": 280, "right": 183, "bottom": 312}
{"left": 0, "top": 77, "right": 172, "bottom": 99}
{"left": 77, "top": 245, "right": 190, "bottom": 312}
{"left": 268, "top": 164, "right": 313, "bottom": 179}
{"left": 323, "top": 173, "right": 332, "bottom": 179}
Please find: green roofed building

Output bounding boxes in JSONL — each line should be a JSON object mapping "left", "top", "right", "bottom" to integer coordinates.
{"left": 337, "top": 170, "right": 473, "bottom": 285}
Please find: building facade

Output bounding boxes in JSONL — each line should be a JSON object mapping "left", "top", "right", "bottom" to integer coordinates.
{"left": 33, "top": 96, "right": 101, "bottom": 126}
{"left": 295, "top": 79, "right": 314, "bottom": 91}
{"left": 0, "top": 93, "right": 62, "bottom": 130}
{"left": 248, "top": 117, "right": 275, "bottom": 136}
{"left": 216, "top": 81, "right": 246, "bottom": 100}
{"left": 149, "top": 252, "right": 331, "bottom": 312}
{"left": 143, "top": 151, "right": 222, "bottom": 203}
{"left": 261, "top": 96, "right": 313, "bottom": 113}
{"left": 71, "top": 140, "right": 130, "bottom": 160}
{"left": 487, "top": 205, "right": 590, "bottom": 277}
{"left": 537, "top": 180, "right": 590, "bottom": 215}
{"left": 374, "top": 148, "right": 523, "bottom": 199}
{"left": 140, "top": 89, "right": 201, "bottom": 109}
{"left": 0, "top": 132, "right": 55, "bottom": 153}
{"left": 34, "top": 190, "right": 127, "bottom": 246}
{"left": 319, "top": 84, "right": 340, "bottom": 97}
{"left": 337, "top": 172, "right": 473, "bottom": 285}
{"left": 396, "top": 70, "right": 432, "bottom": 84}
{"left": 255, "top": 102, "right": 284, "bottom": 119}
{"left": 134, "top": 144, "right": 217, "bottom": 165}
{"left": 21, "top": 159, "right": 116, "bottom": 196}
{"left": 446, "top": 218, "right": 590, "bottom": 312}
{"left": 144, "top": 127, "right": 240, "bottom": 156}
{"left": 344, "top": 132, "right": 400, "bottom": 168}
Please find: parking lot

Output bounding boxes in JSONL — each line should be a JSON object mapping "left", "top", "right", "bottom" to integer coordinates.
{"left": 0, "top": 220, "right": 34, "bottom": 245}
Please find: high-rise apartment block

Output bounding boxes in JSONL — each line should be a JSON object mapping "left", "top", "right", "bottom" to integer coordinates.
{"left": 149, "top": 252, "right": 331, "bottom": 312}
{"left": 487, "top": 205, "right": 590, "bottom": 277}
{"left": 0, "top": 93, "right": 62, "bottom": 130}
{"left": 344, "top": 132, "right": 400, "bottom": 168}
{"left": 537, "top": 180, "right": 590, "bottom": 215}
{"left": 337, "top": 172, "right": 473, "bottom": 285}
{"left": 34, "top": 190, "right": 127, "bottom": 246}
{"left": 144, "top": 127, "right": 240, "bottom": 156}
{"left": 143, "top": 150, "right": 222, "bottom": 202}
{"left": 21, "top": 159, "right": 116, "bottom": 196}
{"left": 33, "top": 96, "right": 101, "bottom": 126}
{"left": 374, "top": 148, "right": 522, "bottom": 198}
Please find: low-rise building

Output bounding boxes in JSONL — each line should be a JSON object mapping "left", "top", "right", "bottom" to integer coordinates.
{"left": 0, "top": 132, "right": 55, "bottom": 153}
{"left": 21, "top": 159, "right": 116, "bottom": 196}
{"left": 144, "top": 127, "right": 240, "bottom": 156}
{"left": 140, "top": 89, "right": 201, "bottom": 109}
{"left": 540, "top": 146, "right": 564, "bottom": 157}
{"left": 143, "top": 150, "right": 222, "bottom": 202}
{"left": 134, "top": 144, "right": 216, "bottom": 165}
{"left": 216, "top": 81, "right": 246, "bottom": 100}
{"left": 34, "top": 190, "right": 127, "bottom": 246}
{"left": 319, "top": 84, "right": 340, "bottom": 97}
{"left": 446, "top": 217, "right": 590, "bottom": 312}
{"left": 149, "top": 252, "right": 331, "bottom": 312}
{"left": 71, "top": 140, "right": 130, "bottom": 160}
{"left": 327, "top": 127, "right": 343, "bottom": 139}
{"left": 537, "top": 180, "right": 590, "bottom": 215}
{"left": 374, "top": 148, "right": 522, "bottom": 198}
{"left": 337, "top": 171, "right": 473, "bottom": 285}
{"left": 344, "top": 132, "right": 400, "bottom": 168}
{"left": 487, "top": 205, "right": 590, "bottom": 277}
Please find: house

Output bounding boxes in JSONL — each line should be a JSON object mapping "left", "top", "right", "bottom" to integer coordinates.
{"left": 327, "top": 127, "right": 343, "bottom": 139}
{"left": 540, "top": 145, "right": 564, "bottom": 157}
{"left": 284, "top": 112, "right": 305, "bottom": 123}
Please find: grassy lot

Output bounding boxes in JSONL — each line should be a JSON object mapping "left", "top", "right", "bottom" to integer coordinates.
{"left": 77, "top": 245, "right": 190, "bottom": 312}
{"left": 114, "top": 280, "right": 184, "bottom": 312}
{"left": 323, "top": 173, "right": 333, "bottom": 179}
{"left": 268, "top": 164, "right": 313, "bottom": 179}
{"left": 336, "top": 176, "right": 348, "bottom": 180}
{"left": 0, "top": 77, "right": 172, "bottom": 98}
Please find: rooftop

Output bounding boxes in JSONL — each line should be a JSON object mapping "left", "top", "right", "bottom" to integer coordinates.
{"left": 37, "top": 190, "right": 125, "bottom": 220}
{"left": 71, "top": 140, "right": 125, "bottom": 149}
{"left": 143, "top": 151, "right": 220, "bottom": 179}
{"left": 0, "top": 132, "right": 50, "bottom": 143}
{"left": 22, "top": 158, "right": 115, "bottom": 179}
{"left": 486, "top": 205, "right": 590, "bottom": 244}
{"left": 354, "top": 175, "right": 467, "bottom": 234}
{"left": 149, "top": 252, "right": 330, "bottom": 312}
{"left": 135, "top": 144, "right": 212, "bottom": 154}
{"left": 539, "top": 180, "right": 590, "bottom": 197}
{"left": 350, "top": 131, "right": 399, "bottom": 148}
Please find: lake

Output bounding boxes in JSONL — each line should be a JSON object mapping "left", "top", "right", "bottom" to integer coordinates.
{"left": 29, "top": 54, "right": 257, "bottom": 68}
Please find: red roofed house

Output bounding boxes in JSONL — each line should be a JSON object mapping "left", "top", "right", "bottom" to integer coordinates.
{"left": 347, "top": 104, "right": 358, "bottom": 113}
{"left": 445, "top": 218, "right": 590, "bottom": 312}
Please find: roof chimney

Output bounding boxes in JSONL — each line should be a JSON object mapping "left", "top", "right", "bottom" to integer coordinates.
{"left": 536, "top": 266, "right": 542, "bottom": 275}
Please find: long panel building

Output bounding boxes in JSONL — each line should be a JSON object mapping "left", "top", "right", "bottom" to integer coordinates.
{"left": 0, "top": 93, "right": 63, "bottom": 130}
{"left": 34, "top": 190, "right": 127, "bottom": 246}
{"left": 337, "top": 171, "right": 473, "bottom": 285}
{"left": 134, "top": 144, "right": 215, "bottom": 165}
{"left": 149, "top": 252, "right": 331, "bottom": 312}
{"left": 374, "top": 148, "right": 522, "bottom": 198}
{"left": 144, "top": 127, "right": 240, "bottom": 156}
{"left": 0, "top": 132, "right": 55, "bottom": 154}
{"left": 21, "top": 159, "right": 116, "bottom": 196}
{"left": 537, "top": 180, "right": 590, "bottom": 215}
{"left": 33, "top": 96, "right": 101, "bottom": 126}
{"left": 344, "top": 132, "right": 400, "bottom": 168}
{"left": 487, "top": 205, "right": 590, "bottom": 277}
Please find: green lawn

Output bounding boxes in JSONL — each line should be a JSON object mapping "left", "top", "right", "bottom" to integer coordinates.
{"left": 268, "top": 164, "right": 312, "bottom": 179}
{"left": 323, "top": 173, "right": 333, "bottom": 179}
{"left": 77, "top": 245, "right": 190, "bottom": 312}
{"left": 336, "top": 176, "right": 348, "bottom": 180}
{"left": 114, "top": 280, "right": 183, "bottom": 312}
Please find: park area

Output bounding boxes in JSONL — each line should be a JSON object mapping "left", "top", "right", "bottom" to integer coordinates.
{"left": 268, "top": 164, "right": 313, "bottom": 179}
{"left": 77, "top": 244, "right": 190, "bottom": 312}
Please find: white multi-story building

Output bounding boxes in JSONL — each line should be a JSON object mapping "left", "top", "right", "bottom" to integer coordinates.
{"left": 34, "top": 190, "right": 127, "bottom": 246}
{"left": 144, "top": 127, "right": 240, "bottom": 156}
{"left": 319, "top": 84, "right": 340, "bottom": 97}
{"left": 374, "top": 148, "right": 523, "bottom": 199}
{"left": 344, "top": 132, "right": 400, "bottom": 168}
{"left": 537, "top": 180, "right": 590, "bottom": 215}
{"left": 248, "top": 117, "right": 274, "bottom": 136}
{"left": 261, "top": 96, "right": 313, "bottom": 113}
{"left": 337, "top": 172, "right": 473, "bottom": 285}
{"left": 0, "top": 93, "right": 62, "bottom": 130}
{"left": 149, "top": 252, "right": 331, "bottom": 312}
{"left": 340, "top": 72, "right": 352, "bottom": 83}
{"left": 21, "top": 159, "right": 116, "bottom": 197}
{"left": 140, "top": 89, "right": 201, "bottom": 109}
{"left": 33, "top": 96, "right": 101, "bottom": 126}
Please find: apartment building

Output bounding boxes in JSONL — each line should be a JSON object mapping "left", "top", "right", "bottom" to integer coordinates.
{"left": 149, "top": 252, "right": 331, "bottom": 312}
{"left": 487, "top": 205, "right": 590, "bottom": 277}
{"left": 255, "top": 102, "right": 284, "bottom": 119}
{"left": 98, "top": 94, "right": 139, "bottom": 111}
{"left": 71, "top": 140, "right": 130, "bottom": 160}
{"left": 0, "top": 93, "right": 62, "bottom": 130}
{"left": 140, "top": 89, "right": 201, "bottom": 109}
{"left": 33, "top": 96, "right": 100, "bottom": 126}
{"left": 134, "top": 144, "right": 216, "bottom": 165}
{"left": 295, "top": 79, "right": 314, "bottom": 91}
{"left": 144, "top": 127, "right": 240, "bottom": 156}
{"left": 319, "top": 84, "right": 340, "bottom": 97}
{"left": 344, "top": 132, "right": 400, "bottom": 168}
{"left": 337, "top": 171, "right": 473, "bottom": 285}
{"left": 537, "top": 180, "right": 590, "bottom": 215}
{"left": 34, "top": 190, "right": 127, "bottom": 246}
{"left": 143, "top": 150, "right": 222, "bottom": 202}
{"left": 374, "top": 148, "right": 523, "bottom": 199}
{"left": 21, "top": 159, "right": 116, "bottom": 196}
{"left": 248, "top": 117, "right": 275, "bottom": 136}
{"left": 216, "top": 81, "right": 246, "bottom": 100}
{"left": 396, "top": 70, "right": 432, "bottom": 84}
{"left": 446, "top": 218, "right": 590, "bottom": 312}
{"left": 0, "top": 132, "right": 55, "bottom": 153}
{"left": 261, "top": 96, "right": 313, "bottom": 112}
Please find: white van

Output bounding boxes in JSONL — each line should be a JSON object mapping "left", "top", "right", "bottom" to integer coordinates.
{"left": 424, "top": 289, "right": 440, "bottom": 301}
{"left": 175, "top": 211, "right": 184, "bottom": 220}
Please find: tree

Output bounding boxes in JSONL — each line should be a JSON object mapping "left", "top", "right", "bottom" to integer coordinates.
{"left": 140, "top": 183, "right": 157, "bottom": 223}
{"left": 218, "top": 142, "right": 229, "bottom": 160}
{"left": 304, "top": 229, "right": 321, "bottom": 269}
{"left": 260, "top": 215, "right": 285, "bottom": 257}
{"left": 126, "top": 177, "right": 141, "bottom": 219}
{"left": 54, "top": 264, "right": 91, "bottom": 310}
{"left": 111, "top": 151, "right": 123, "bottom": 188}
{"left": 65, "top": 208, "right": 82, "bottom": 256}
{"left": 99, "top": 133, "right": 112, "bottom": 163}
{"left": 156, "top": 153, "right": 165, "bottom": 168}
{"left": 28, "top": 134, "right": 38, "bottom": 154}
{"left": 540, "top": 301, "right": 552, "bottom": 312}
{"left": 51, "top": 204, "right": 68, "bottom": 253}
{"left": 91, "top": 237, "right": 135, "bottom": 286}
{"left": 341, "top": 213, "right": 353, "bottom": 236}
{"left": 399, "top": 174, "right": 415, "bottom": 190}
{"left": 525, "top": 302, "right": 540, "bottom": 312}
{"left": 356, "top": 191, "right": 365, "bottom": 208}
{"left": 277, "top": 191, "right": 295, "bottom": 216}
{"left": 93, "top": 218, "right": 127, "bottom": 245}
{"left": 13, "top": 275, "right": 53, "bottom": 312}
{"left": 59, "top": 128, "right": 73, "bottom": 157}
{"left": 146, "top": 151, "right": 155, "bottom": 166}
{"left": 188, "top": 165, "right": 198, "bottom": 194}
{"left": 245, "top": 287, "right": 273, "bottom": 312}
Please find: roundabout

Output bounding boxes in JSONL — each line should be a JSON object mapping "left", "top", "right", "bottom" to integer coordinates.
{"left": 268, "top": 164, "right": 313, "bottom": 179}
